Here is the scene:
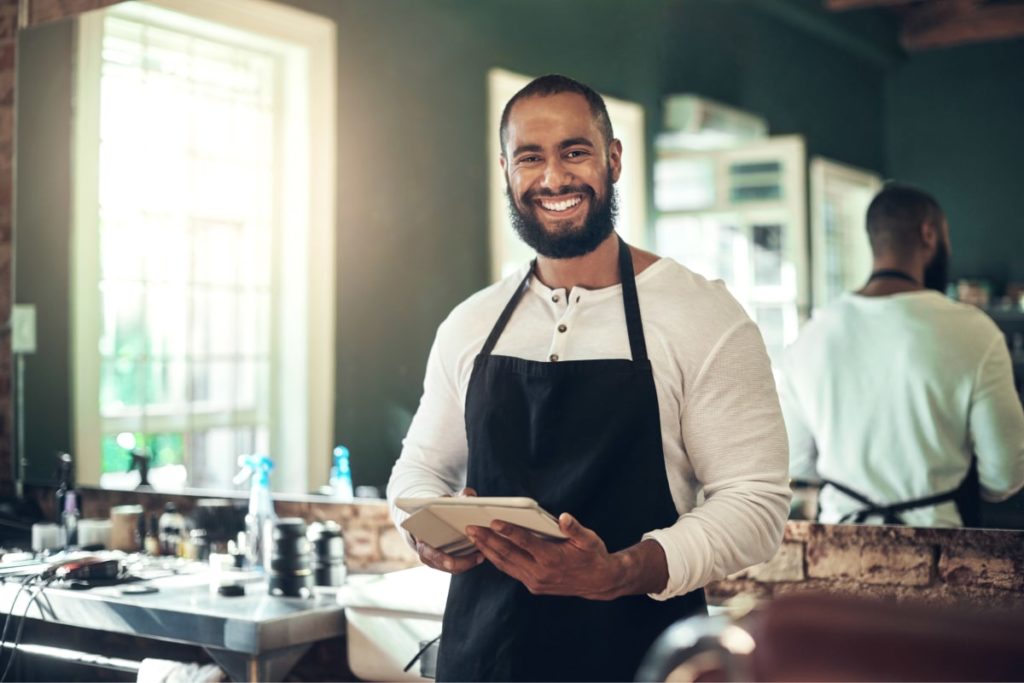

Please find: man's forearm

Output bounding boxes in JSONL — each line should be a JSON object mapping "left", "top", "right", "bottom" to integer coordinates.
{"left": 608, "top": 539, "right": 669, "bottom": 599}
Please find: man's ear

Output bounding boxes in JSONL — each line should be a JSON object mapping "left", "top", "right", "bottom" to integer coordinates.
{"left": 608, "top": 139, "right": 623, "bottom": 184}
{"left": 500, "top": 154, "right": 509, "bottom": 180}
{"left": 921, "top": 220, "right": 939, "bottom": 250}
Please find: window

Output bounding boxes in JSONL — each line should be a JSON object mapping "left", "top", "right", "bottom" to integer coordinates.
{"left": 72, "top": 0, "right": 335, "bottom": 492}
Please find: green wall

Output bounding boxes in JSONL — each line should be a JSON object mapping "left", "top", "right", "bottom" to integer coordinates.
{"left": 886, "top": 39, "right": 1024, "bottom": 293}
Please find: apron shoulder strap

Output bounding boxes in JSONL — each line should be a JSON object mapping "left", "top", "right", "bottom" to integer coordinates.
{"left": 617, "top": 235, "right": 648, "bottom": 362}
{"left": 480, "top": 264, "right": 534, "bottom": 357}
{"left": 481, "top": 237, "right": 651, "bottom": 362}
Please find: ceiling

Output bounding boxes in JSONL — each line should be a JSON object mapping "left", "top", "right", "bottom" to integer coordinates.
{"left": 824, "top": 0, "right": 1024, "bottom": 51}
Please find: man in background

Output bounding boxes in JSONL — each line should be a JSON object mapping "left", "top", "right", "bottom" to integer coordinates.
{"left": 780, "top": 182, "right": 1024, "bottom": 526}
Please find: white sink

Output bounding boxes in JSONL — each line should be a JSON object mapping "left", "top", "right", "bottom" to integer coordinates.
{"left": 339, "top": 567, "right": 450, "bottom": 681}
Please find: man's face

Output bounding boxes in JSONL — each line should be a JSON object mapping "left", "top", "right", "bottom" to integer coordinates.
{"left": 501, "top": 92, "right": 622, "bottom": 259}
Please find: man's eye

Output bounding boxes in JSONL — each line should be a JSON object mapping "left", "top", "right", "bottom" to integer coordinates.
{"left": 518, "top": 156, "right": 541, "bottom": 164}
{"left": 566, "top": 150, "right": 589, "bottom": 159}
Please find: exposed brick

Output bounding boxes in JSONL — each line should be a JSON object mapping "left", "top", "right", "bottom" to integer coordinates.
{"left": 938, "top": 548, "right": 1022, "bottom": 591}
{"left": 0, "top": 3, "right": 15, "bottom": 41}
{"left": 808, "top": 541, "right": 933, "bottom": 586}
{"left": 273, "top": 500, "right": 310, "bottom": 522}
{"left": 378, "top": 524, "right": 419, "bottom": 565}
{"left": 342, "top": 525, "right": 379, "bottom": 562}
{"left": 783, "top": 521, "right": 811, "bottom": 543}
{"left": 745, "top": 541, "right": 805, "bottom": 582}
{"left": 28, "top": 0, "right": 126, "bottom": 27}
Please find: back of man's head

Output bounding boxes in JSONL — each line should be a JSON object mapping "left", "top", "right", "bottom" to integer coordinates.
{"left": 866, "top": 183, "right": 945, "bottom": 258}
{"left": 499, "top": 74, "right": 614, "bottom": 156}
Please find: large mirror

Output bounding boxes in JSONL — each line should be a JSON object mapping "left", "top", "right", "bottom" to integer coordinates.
{"left": 12, "top": 0, "right": 1024, "bottom": 529}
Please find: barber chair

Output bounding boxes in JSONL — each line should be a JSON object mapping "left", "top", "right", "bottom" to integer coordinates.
{"left": 636, "top": 592, "right": 1024, "bottom": 682}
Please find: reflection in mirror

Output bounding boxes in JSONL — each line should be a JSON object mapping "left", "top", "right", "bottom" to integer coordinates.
{"left": 15, "top": 0, "right": 336, "bottom": 494}
{"left": 12, "top": 0, "right": 1024, "bottom": 530}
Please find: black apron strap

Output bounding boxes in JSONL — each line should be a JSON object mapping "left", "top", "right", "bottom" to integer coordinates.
{"left": 867, "top": 269, "right": 920, "bottom": 286}
{"left": 480, "top": 237, "right": 649, "bottom": 362}
{"left": 479, "top": 263, "right": 534, "bottom": 357}
{"left": 617, "top": 235, "right": 648, "bottom": 362}
{"left": 821, "top": 456, "right": 981, "bottom": 525}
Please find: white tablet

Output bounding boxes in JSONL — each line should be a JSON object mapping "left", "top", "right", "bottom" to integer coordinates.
{"left": 396, "top": 496, "right": 568, "bottom": 557}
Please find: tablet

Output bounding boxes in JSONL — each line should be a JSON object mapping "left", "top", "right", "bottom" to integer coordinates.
{"left": 396, "top": 496, "right": 568, "bottom": 557}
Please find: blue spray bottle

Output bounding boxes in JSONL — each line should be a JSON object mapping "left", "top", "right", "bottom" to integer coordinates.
{"left": 234, "top": 454, "right": 277, "bottom": 570}
{"left": 329, "top": 445, "right": 354, "bottom": 501}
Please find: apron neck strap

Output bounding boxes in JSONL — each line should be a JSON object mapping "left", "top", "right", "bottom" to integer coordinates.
{"left": 867, "top": 269, "right": 919, "bottom": 286}
{"left": 617, "top": 235, "right": 648, "bottom": 362}
{"left": 479, "top": 236, "right": 648, "bottom": 361}
{"left": 479, "top": 265, "right": 533, "bottom": 357}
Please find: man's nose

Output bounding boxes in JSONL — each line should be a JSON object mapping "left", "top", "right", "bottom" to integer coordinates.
{"left": 541, "top": 157, "right": 572, "bottom": 190}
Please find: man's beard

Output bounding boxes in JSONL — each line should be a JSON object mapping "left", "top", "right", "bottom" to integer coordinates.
{"left": 506, "top": 175, "right": 618, "bottom": 259}
{"left": 924, "top": 241, "right": 949, "bottom": 293}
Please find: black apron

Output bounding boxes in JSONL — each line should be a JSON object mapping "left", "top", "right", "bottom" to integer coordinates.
{"left": 436, "top": 237, "right": 706, "bottom": 682}
{"left": 816, "top": 269, "right": 981, "bottom": 526}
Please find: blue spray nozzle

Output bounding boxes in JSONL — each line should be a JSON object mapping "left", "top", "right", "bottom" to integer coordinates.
{"left": 333, "top": 445, "right": 350, "bottom": 465}
{"left": 235, "top": 453, "right": 274, "bottom": 487}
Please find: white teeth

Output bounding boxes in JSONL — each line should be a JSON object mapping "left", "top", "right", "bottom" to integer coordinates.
{"left": 540, "top": 196, "right": 582, "bottom": 212}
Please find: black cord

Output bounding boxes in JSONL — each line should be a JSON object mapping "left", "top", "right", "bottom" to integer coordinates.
{"left": 0, "top": 577, "right": 53, "bottom": 683}
{"left": 0, "top": 576, "right": 36, "bottom": 658}
{"left": 403, "top": 634, "right": 441, "bottom": 673}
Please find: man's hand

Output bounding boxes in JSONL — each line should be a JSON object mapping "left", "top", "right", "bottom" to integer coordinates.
{"left": 414, "top": 487, "right": 484, "bottom": 574}
{"left": 466, "top": 513, "right": 669, "bottom": 600}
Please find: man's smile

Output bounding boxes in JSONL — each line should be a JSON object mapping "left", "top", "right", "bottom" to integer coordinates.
{"left": 534, "top": 193, "right": 585, "bottom": 217}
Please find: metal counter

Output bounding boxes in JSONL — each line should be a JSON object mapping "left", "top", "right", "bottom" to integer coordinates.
{"left": 0, "top": 568, "right": 345, "bottom": 682}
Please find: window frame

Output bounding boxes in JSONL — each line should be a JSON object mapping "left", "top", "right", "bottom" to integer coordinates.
{"left": 72, "top": 0, "right": 336, "bottom": 493}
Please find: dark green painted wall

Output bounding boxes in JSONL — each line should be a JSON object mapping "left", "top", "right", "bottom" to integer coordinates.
{"left": 886, "top": 39, "right": 1024, "bottom": 293}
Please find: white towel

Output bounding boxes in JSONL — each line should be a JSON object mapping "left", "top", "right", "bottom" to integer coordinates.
{"left": 137, "top": 658, "right": 225, "bottom": 683}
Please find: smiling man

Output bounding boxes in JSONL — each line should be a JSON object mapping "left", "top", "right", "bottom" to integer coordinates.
{"left": 387, "top": 75, "right": 791, "bottom": 682}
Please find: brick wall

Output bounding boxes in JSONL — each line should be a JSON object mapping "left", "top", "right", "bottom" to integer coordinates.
{"left": 38, "top": 484, "right": 1024, "bottom": 608}
{"left": 42, "top": 484, "right": 422, "bottom": 572}
{"left": 708, "top": 521, "right": 1024, "bottom": 609}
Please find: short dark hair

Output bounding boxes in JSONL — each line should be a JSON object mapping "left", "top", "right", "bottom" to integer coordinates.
{"left": 865, "top": 182, "right": 945, "bottom": 257}
{"left": 499, "top": 74, "right": 614, "bottom": 156}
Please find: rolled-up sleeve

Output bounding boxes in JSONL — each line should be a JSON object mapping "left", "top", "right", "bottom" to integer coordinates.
{"left": 643, "top": 320, "right": 791, "bottom": 599}
{"left": 971, "top": 335, "right": 1024, "bottom": 502}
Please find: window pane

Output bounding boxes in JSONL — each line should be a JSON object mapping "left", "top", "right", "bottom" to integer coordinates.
{"left": 99, "top": 281, "right": 147, "bottom": 359}
{"left": 147, "top": 284, "right": 188, "bottom": 360}
{"left": 188, "top": 427, "right": 238, "bottom": 489}
{"left": 190, "top": 289, "right": 238, "bottom": 358}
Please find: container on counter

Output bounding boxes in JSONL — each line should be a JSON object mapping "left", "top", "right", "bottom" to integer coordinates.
{"left": 268, "top": 518, "right": 313, "bottom": 598}
{"left": 110, "top": 504, "right": 145, "bottom": 552}
{"left": 308, "top": 521, "right": 346, "bottom": 587}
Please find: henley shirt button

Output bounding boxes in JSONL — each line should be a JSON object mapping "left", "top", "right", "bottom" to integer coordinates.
{"left": 549, "top": 354, "right": 559, "bottom": 362}
{"left": 557, "top": 324, "right": 567, "bottom": 333}
{"left": 551, "top": 294, "right": 560, "bottom": 303}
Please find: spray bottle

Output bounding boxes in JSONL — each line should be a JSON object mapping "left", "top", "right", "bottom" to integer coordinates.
{"left": 329, "top": 445, "right": 354, "bottom": 501}
{"left": 234, "top": 454, "right": 276, "bottom": 571}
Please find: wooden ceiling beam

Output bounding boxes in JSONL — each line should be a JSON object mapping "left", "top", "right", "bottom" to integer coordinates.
{"left": 902, "top": 1, "right": 1024, "bottom": 51}
{"left": 825, "top": 0, "right": 917, "bottom": 10}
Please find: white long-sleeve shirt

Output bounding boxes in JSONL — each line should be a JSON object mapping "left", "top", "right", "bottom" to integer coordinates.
{"left": 387, "top": 256, "right": 791, "bottom": 600}
{"left": 779, "top": 291, "right": 1024, "bottom": 527}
